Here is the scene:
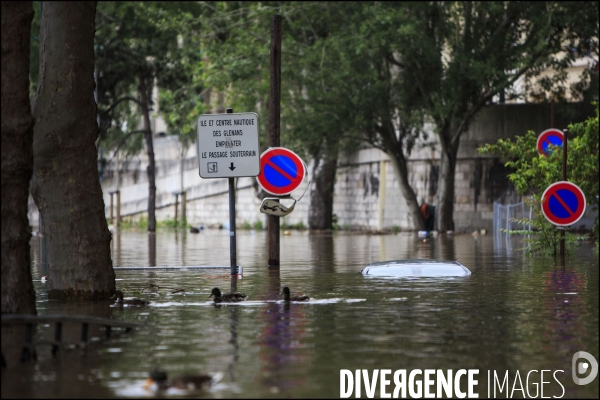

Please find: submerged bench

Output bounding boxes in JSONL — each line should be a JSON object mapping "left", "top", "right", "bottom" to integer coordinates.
{"left": 1, "top": 314, "right": 142, "bottom": 364}
{"left": 361, "top": 259, "right": 472, "bottom": 277}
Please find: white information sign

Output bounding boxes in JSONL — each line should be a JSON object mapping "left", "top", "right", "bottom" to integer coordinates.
{"left": 196, "top": 112, "right": 260, "bottom": 178}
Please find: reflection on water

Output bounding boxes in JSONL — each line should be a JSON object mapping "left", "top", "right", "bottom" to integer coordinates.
{"left": 1, "top": 230, "right": 598, "bottom": 398}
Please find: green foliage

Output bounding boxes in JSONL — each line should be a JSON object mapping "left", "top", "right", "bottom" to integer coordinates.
{"left": 281, "top": 221, "right": 305, "bottom": 230}
{"left": 118, "top": 216, "right": 190, "bottom": 230}
{"left": 136, "top": 217, "right": 148, "bottom": 230}
{"left": 158, "top": 217, "right": 187, "bottom": 229}
{"left": 240, "top": 221, "right": 252, "bottom": 230}
{"left": 94, "top": 2, "right": 205, "bottom": 162}
{"left": 239, "top": 220, "right": 263, "bottom": 230}
{"left": 479, "top": 103, "right": 599, "bottom": 251}
{"left": 199, "top": 2, "right": 364, "bottom": 157}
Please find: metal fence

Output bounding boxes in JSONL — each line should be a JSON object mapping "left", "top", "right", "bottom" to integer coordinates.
{"left": 493, "top": 199, "right": 532, "bottom": 252}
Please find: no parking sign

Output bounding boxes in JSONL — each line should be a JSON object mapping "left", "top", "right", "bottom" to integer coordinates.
{"left": 537, "top": 129, "right": 564, "bottom": 157}
{"left": 257, "top": 147, "right": 306, "bottom": 196}
{"left": 541, "top": 181, "right": 586, "bottom": 226}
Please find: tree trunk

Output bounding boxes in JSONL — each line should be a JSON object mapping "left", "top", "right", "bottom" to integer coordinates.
{"left": 436, "top": 127, "right": 460, "bottom": 232}
{"left": 378, "top": 119, "right": 425, "bottom": 231}
{"left": 1, "top": 1, "right": 37, "bottom": 314}
{"left": 30, "top": 1, "right": 115, "bottom": 300}
{"left": 308, "top": 153, "right": 338, "bottom": 230}
{"left": 139, "top": 73, "right": 156, "bottom": 233}
{"left": 387, "top": 149, "right": 426, "bottom": 231}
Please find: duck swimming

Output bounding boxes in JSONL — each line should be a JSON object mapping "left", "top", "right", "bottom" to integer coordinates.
{"left": 111, "top": 290, "right": 150, "bottom": 306}
{"left": 281, "top": 286, "right": 310, "bottom": 302}
{"left": 209, "top": 287, "right": 247, "bottom": 303}
{"left": 143, "top": 369, "right": 223, "bottom": 393}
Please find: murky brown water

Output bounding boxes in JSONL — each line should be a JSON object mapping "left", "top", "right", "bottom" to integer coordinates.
{"left": 2, "top": 229, "right": 598, "bottom": 398}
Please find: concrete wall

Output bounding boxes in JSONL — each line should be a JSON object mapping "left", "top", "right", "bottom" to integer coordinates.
{"left": 27, "top": 103, "right": 596, "bottom": 233}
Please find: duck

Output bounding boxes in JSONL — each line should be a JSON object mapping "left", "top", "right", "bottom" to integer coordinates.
{"left": 209, "top": 287, "right": 247, "bottom": 303}
{"left": 111, "top": 290, "right": 150, "bottom": 306}
{"left": 143, "top": 369, "right": 223, "bottom": 393}
{"left": 280, "top": 286, "right": 310, "bottom": 302}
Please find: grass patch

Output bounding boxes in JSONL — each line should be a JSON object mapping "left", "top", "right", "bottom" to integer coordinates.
{"left": 112, "top": 216, "right": 189, "bottom": 230}
{"left": 281, "top": 221, "right": 306, "bottom": 230}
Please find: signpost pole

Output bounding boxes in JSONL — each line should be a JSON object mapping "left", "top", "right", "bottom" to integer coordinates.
{"left": 268, "top": 14, "right": 282, "bottom": 269}
{"left": 560, "top": 129, "right": 568, "bottom": 263}
{"left": 226, "top": 108, "right": 238, "bottom": 276}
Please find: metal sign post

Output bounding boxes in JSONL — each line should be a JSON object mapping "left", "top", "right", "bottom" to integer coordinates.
{"left": 227, "top": 108, "right": 237, "bottom": 276}
{"left": 560, "top": 129, "right": 568, "bottom": 263}
{"left": 268, "top": 15, "right": 282, "bottom": 268}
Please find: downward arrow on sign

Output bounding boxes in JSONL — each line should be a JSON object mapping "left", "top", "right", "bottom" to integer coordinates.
{"left": 229, "top": 163, "right": 236, "bottom": 171}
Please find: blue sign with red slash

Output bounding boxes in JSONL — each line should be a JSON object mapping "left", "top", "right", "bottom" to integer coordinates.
{"left": 257, "top": 147, "right": 306, "bottom": 196}
{"left": 541, "top": 181, "right": 586, "bottom": 226}
{"left": 537, "top": 129, "right": 564, "bottom": 156}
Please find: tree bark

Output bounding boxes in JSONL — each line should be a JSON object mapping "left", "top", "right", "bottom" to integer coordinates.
{"left": 139, "top": 73, "right": 156, "bottom": 233}
{"left": 436, "top": 126, "right": 460, "bottom": 232}
{"left": 1, "top": 1, "right": 37, "bottom": 314}
{"left": 378, "top": 119, "right": 426, "bottom": 231}
{"left": 30, "top": 1, "right": 115, "bottom": 300}
{"left": 309, "top": 153, "right": 338, "bottom": 230}
{"left": 387, "top": 149, "right": 426, "bottom": 231}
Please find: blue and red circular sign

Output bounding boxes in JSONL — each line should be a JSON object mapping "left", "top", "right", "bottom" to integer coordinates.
{"left": 541, "top": 181, "right": 586, "bottom": 226}
{"left": 257, "top": 147, "right": 305, "bottom": 196}
{"left": 537, "top": 129, "right": 564, "bottom": 156}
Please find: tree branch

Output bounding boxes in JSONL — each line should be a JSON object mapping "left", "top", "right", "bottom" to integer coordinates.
{"left": 99, "top": 96, "right": 144, "bottom": 116}
{"left": 104, "top": 130, "right": 147, "bottom": 164}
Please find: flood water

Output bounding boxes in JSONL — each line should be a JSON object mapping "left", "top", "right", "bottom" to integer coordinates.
{"left": 2, "top": 229, "right": 598, "bottom": 398}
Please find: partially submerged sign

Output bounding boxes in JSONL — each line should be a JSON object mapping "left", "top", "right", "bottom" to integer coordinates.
{"left": 197, "top": 112, "right": 260, "bottom": 178}
{"left": 361, "top": 259, "right": 471, "bottom": 277}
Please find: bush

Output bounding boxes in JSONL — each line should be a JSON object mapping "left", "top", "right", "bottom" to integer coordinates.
{"left": 478, "top": 103, "right": 598, "bottom": 253}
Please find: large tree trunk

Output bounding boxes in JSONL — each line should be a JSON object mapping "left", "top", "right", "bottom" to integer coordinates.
{"left": 387, "top": 149, "right": 426, "bottom": 231}
{"left": 139, "top": 73, "right": 156, "bottom": 233}
{"left": 1, "top": 1, "right": 37, "bottom": 314}
{"left": 31, "top": 1, "right": 115, "bottom": 300}
{"left": 308, "top": 154, "right": 338, "bottom": 230}
{"left": 436, "top": 127, "right": 460, "bottom": 232}
{"left": 378, "top": 119, "right": 425, "bottom": 231}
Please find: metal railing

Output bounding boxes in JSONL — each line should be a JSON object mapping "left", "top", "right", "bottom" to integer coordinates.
{"left": 1, "top": 314, "right": 142, "bottom": 365}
